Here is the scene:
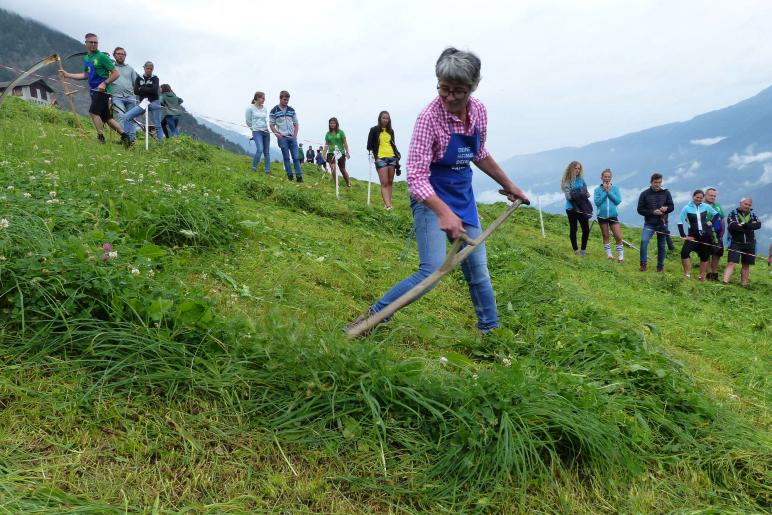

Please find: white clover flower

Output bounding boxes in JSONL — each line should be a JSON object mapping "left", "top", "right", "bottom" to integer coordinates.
{"left": 502, "top": 357, "right": 512, "bottom": 367}
{"left": 203, "top": 192, "right": 209, "bottom": 197}
{"left": 43, "top": 159, "right": 51, "bottom": 164}
{"left": 147, "top": 269, "right": 155, "bottom": 277}
{"left": 130, "top": 268, "right": 140, "bottom": 275}
{"left": 6, "top": 186, "right": 13, "bottom": 190}
{"left": 179, "top": 229, "right": 197, "bottom": 238}
{"left": 108, "top": 251, "right": 118, "bottom": 259}
{"left": 439, "top": 356, "right": 449, "bottom": 366}
{"left": 0, "top": 218, "right": 9, "bottom": 230}
{"left": 48, "top": 191, "right": 57, "bottom": 198}
{"left": 23, "top": 193, "right": 31, "bottom": 198}
{"left": 29, "top": 176, "right": 36, "bottom": 180}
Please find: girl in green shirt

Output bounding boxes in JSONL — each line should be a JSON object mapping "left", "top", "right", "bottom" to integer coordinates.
{"left": 323, "top": 117, "right": 351, "bottom": 188}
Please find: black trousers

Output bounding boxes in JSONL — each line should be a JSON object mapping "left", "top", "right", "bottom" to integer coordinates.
{"left": 566, "top": 209, "right": 590, "bottom": 251}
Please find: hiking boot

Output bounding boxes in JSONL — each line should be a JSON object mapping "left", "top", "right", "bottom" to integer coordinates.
{"left": 656, "top": 266, "right": 664, "bottom": 272}
{"left": 287, "top": 175, "right": 294, "bottom": 181}
{"left": 97, "top": 133, "right": 106, "bottom": 144}
{"left": 296, "top": 176, "right": 304, "bottom": 183}
{"left": 639, "top": 263, "right": 647, "bottom": 272}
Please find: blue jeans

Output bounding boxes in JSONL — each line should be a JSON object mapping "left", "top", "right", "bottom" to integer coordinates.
{"left": 251, "top": 130, "right": 271, "bottom": 172}
{"left": 111, "top": 95, "right": 138, "bottom": 137}
{"left": 277, "top": 136, "right": 302, "bottom": 178}
{"left": 371, "top": 199, "right": 499, "bottom": 330}
{"left": 165, "top": 115, "right": 180, "bottom": 137}
{"left": 123, "top": 100, "right": 165, "bottom": 141}
{"left": 640, "top": 222, "right": 668, "bottom": 268}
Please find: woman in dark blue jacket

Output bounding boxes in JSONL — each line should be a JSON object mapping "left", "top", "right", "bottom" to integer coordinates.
{"left": 593, "top": 168, "right": 624, "bottom": 262}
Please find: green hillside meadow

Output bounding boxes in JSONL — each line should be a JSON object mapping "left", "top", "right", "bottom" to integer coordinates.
{"left": 0, "top": 97, "right": 769, "bottom": 513}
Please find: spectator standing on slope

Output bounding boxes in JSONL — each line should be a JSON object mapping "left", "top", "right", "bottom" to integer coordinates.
{"left": 315, "top": 145, "right": 327, "bottom": 172}
{"left": 159, "top": 84, "right": 183, "bottom": 137}
{"left": 58, "top": 33, "right": 131, "bottom": 146}
{"left": 123, "top": 61, "right": 165, "bottom": 142}
{"left": 703, "top": 187, "right": 725, "bottom": 281}
{"left": 637, "top": 173, "right": 674, "bottom": 272}
{"left": 347, "top": 47, "right": 529, "bottom": 335}
{"left": 678, "top": 189, "right": 717, "bottom": 281}
{"left": 367, "top": 110, "right": 401, "bottom": 210}
{"left": 593, "top": 168, "right": 624, "bottom": 263}
{"left": 269, "top": 90, "right": 303, "bottom": 182}
{"left": 723, "top": 197, "right": 761, "bottom": 287}
{"left": 245, "top": 91, "right": 270, "bottom": 173}
{"left": 561, "top": 161, "right": 592, "bottom": 256}
{"left": 306, "top": 145, "right": 315, "bottom": 163}
{"left": 110, "top": 46, "right": 138, "bottom": 139}
{"left": 298, "top": 143, "right": 305, "bottom": 163}
{"left": 324, "top": 117, "right": 352, "bottom": 188}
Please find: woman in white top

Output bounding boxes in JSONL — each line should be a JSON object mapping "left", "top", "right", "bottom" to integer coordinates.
{"left": 245, "top": 91, "right": 271, "bottom": 174}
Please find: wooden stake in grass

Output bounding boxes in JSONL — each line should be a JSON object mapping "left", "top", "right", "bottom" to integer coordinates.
{"left": 347, "top": 198, "right": 524, "bottom": 338}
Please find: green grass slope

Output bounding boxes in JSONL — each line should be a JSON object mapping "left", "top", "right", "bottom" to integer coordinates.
{"left": 0, "top": 98, "right": 769, "bottom": 513}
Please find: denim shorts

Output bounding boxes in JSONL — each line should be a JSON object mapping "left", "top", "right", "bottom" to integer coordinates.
{"left": 374, "top": 157, "right": 398, "bottom": 170}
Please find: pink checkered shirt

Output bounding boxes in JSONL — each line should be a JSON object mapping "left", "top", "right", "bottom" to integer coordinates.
{"left": 406, "top": 95, "right": 490, "bottom": 201}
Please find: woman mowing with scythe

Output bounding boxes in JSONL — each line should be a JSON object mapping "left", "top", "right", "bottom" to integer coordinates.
{"left": 348, "top": 47, "right": 529, "bottom": 335}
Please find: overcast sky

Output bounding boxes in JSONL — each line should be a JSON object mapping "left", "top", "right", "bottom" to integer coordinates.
{"left": 3, "top": 0, "right": 772, "bottom": 180}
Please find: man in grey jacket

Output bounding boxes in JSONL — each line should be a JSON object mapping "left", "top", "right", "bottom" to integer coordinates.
{"left": 111, "top": 47, "right": 138, "bottom": 138}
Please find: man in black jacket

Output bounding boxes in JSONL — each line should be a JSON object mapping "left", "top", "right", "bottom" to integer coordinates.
{"left": 722, "top": 197, "right": 761, "bottom": 287}
{"left": 122, "top": 61, "right": 164, "bottom": 142}
{"left": 637, "top": 173, "right": 674, "bottom": 272}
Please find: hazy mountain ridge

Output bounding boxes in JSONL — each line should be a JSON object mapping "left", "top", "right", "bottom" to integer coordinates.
{"left": 475, "top": 85, "right": 772, "bottom": 243}
{"left": 196, "top": 117, "right": 283, "bottom": 161}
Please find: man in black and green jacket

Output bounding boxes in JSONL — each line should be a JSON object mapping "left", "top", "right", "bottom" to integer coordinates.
{"left": 722, "top": 197, "right": 761, "bottom": 287}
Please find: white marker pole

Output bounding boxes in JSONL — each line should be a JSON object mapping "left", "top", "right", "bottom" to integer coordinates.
{"left": 367, "top": 154, "right": 372, "bottom": 206}
{"left": 335, "top": 158, "right": 339, "bottom": 199}
{"left": 139, "top": 98, "right": 151, "bottom": 151}
{"left": 538, "top": 195, "right": 546, "bottom": 238}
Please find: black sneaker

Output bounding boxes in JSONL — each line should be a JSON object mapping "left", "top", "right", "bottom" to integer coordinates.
{"left": 97, "top": 134, "right": 106, "bottom": 144}
{"left": 287, "top": 175, "right": 294, "bottom": 181}
{"left": 296, "top": 176, "right": 303, "bottom": 183}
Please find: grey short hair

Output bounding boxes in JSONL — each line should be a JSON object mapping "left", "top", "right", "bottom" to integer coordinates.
{"left": 435, "top": 47, "right": 482, "bottom": 91}
{"left": 740, "top": 197, "right": 752, "bottom": 204}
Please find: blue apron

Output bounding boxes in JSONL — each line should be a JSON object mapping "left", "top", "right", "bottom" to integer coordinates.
{"left": 428, "top": 128, "right": 480, "bottom": 227}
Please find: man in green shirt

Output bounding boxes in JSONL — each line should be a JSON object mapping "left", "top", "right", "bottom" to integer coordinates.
{"left": 59, "top": 32, "right": 130, "bottom": 146}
